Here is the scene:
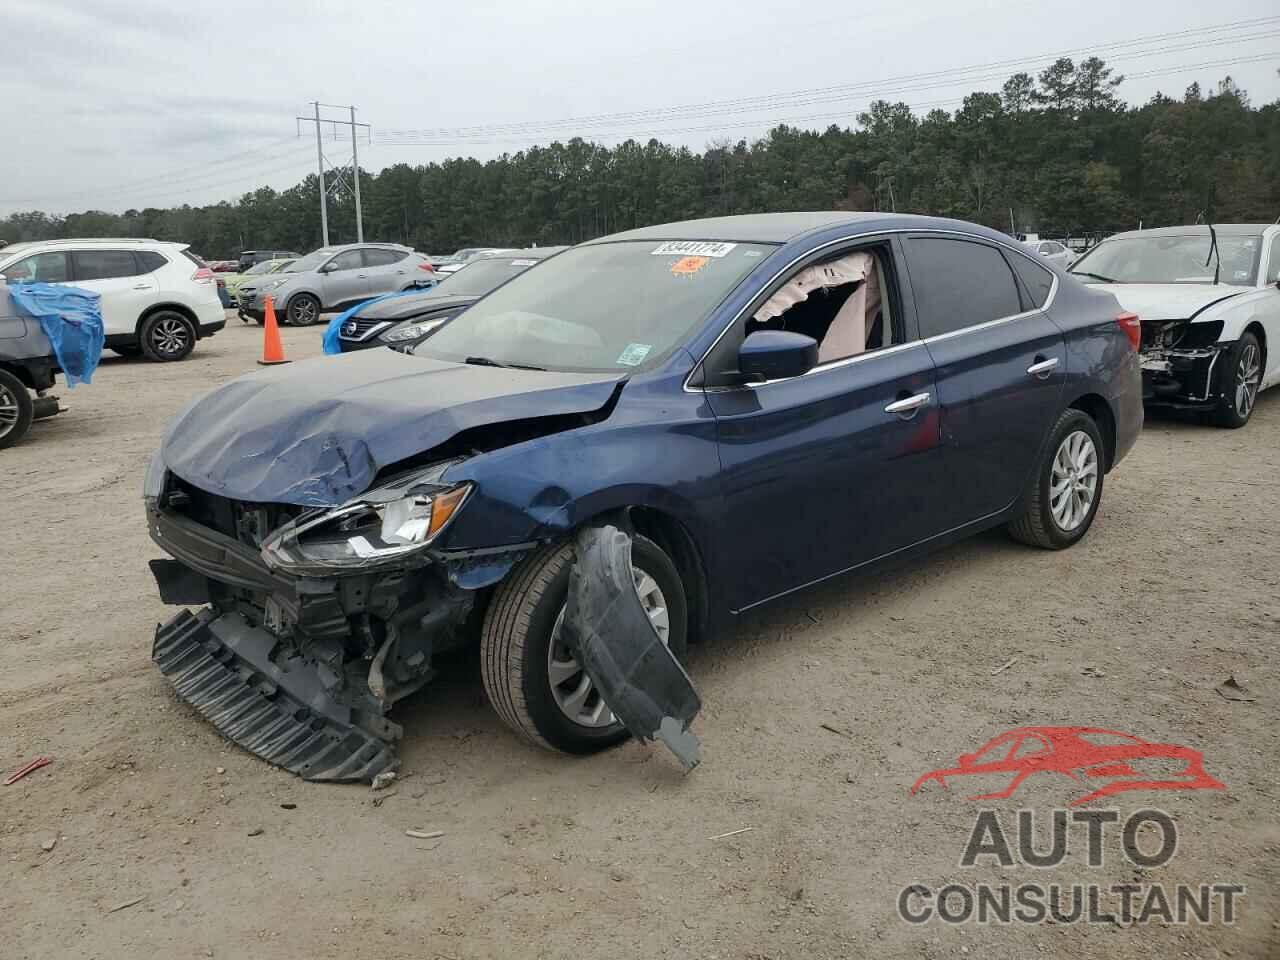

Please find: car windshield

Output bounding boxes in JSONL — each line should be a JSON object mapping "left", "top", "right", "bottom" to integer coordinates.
{"left": 289, "top": 248, "right": 337, "bottom": 273}
{"left": 440, "top": 257, "right": 544, "bottom": 296}
{"left": 414, "top": 240, "right": 773, "bottom": 373}
{"left": 1070, "top": 233, "right": 1262, "bottom": 286}
{"left": 244, "top": 260, "right": 278, "bottom": 276}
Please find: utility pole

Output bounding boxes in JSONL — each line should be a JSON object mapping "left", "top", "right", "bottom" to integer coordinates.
{"left": 312, "top": 102, "right": 328, "bottom": 246}
{"left": 296, "top": 102, "right": 370, "bottom": 246}
{"left": 350, "top": 106, "right": 363, "bottom": 242}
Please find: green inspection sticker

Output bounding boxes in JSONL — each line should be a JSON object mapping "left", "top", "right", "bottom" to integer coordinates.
{"left": 617, "top": 343, "right": 652, "bottom": 366}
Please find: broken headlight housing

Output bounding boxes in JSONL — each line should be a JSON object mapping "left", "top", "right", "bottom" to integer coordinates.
{"left": 260, "top": 466, "right": 471, "bottom": 573}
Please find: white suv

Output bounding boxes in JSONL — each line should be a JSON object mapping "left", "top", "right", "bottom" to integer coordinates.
{"left": 0, "top": 238, "right": 225, "bottom": 361}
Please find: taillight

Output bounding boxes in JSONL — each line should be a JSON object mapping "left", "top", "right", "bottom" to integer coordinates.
{"left": 1116, "top": 312, "right": 1141, "bottom": 350}
{"left": 192, "top": 266, "right": 214, "bottom": 284}
{"left": 417, "top": 262, "right": 435, "bottom": 272}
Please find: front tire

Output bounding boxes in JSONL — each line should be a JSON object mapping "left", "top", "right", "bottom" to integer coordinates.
{"left": 286, "top": 293, "right": 321, "bottom": 326}
{"left": 0, "top": 369, "right": 33, "bottom": 449}
{"left": 1212, "top": 332, "right": 1262, "bottom": 429}
{"left": 1008, "top": 408, "right": 1105, "bottom": 550}
{"left": 481, "top": 534, "right": 688, "bottom": 754}
{"left": 140, "top": 311, "right": 196, "bottom": 362}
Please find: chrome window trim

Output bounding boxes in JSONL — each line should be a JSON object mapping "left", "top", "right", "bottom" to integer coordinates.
{"left": 684, "top": 228, "right": 1059, "bottom": 394}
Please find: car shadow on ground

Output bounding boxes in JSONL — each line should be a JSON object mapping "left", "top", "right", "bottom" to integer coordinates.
{"left": 392, "top": 525, "right": 1024, "bottom": 761}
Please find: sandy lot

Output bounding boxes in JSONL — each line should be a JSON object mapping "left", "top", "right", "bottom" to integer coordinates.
{"left": 2, "top": 314, "right": 1277, "bottom": 959}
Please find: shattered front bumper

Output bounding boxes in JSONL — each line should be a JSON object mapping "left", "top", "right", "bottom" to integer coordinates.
{"left": 1139, "top": 321, "right": 1227, "bottom": 410}
{"left": 147, "top": 501, "right": 473, "bottom": 781}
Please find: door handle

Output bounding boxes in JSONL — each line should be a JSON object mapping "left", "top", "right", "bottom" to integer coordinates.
{"left": 1027, "top": 357, "right": 1060, "bottom": 379}
{"left": 884, "top": 392, "right": 931, "bottom": 419}
{"left": 356, "top": 274, "right": 368, "bottom": 279}
{"left": 132, "top": 284, "right": 150, "bottom": 290}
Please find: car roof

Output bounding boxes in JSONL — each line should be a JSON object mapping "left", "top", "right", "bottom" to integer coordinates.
{"left": 1107, "top": 224, "right": 1277, "bottom": 240}
{"left": 328, "top": 242, "right": 415, "bottom": 252}
{"left": 583, "top": 212, "right": 1018, "bottom": 246}
{"left": 478, "top": 245, "right": 568, "bottom": 259}
{"left": 0, "top": 238, "right": 189, "bottom": 258}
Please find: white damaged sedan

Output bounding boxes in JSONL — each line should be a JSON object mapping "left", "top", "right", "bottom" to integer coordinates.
{"left": 1069, "top": 224, "right": 1280, "bottom": 428}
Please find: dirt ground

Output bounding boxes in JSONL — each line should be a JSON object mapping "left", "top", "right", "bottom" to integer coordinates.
{"left": 2, "top": 313, "right": 1277, "bottom": 959}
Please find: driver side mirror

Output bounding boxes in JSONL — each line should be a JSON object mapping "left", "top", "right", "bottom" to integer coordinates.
{"left": 738, "top": 330, "right": 819, "bottom": 382}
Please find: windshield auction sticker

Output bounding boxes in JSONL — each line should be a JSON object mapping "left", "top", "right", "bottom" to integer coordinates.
{"left": 651, "top": 241, "right": 737, "bottom": 258}
{"left": 899, "top": 725, "right": 1243, "bottom": 929}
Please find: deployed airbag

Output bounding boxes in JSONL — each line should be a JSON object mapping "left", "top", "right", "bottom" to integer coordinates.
{"left": 559, "top": 524, "right": 702, "bottom": 770}
{"left": 6, "top": 282, "right": 104, "bottom": 386}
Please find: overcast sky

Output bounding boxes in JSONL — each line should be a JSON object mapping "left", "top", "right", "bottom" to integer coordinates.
{"left": 2, "top": 0, "right": 1277, "bottom": 215}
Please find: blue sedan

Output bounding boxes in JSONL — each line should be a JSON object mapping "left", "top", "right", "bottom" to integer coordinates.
{"left": 146, "top": 212, "right": 1142, "bottom": 775}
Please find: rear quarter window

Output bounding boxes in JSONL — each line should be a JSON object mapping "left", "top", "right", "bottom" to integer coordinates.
{"left": 1008, "top": 252, "right": 1055, "bottom": 309}
{"left": 137, "top": 251, "right": 169, "bottom": 273}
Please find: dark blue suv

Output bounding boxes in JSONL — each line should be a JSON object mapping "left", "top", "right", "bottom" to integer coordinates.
{"left": 145, "top": 212, "right": 1142, "bottom": 775}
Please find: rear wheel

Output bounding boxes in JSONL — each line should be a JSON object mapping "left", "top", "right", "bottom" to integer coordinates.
{"left": 1212, "top": 332, "right": 1262, "bottom": 429}
{"left": 140, "top": 311, "right": 196, "bottom": 361}
{"left": 0, "top": 369, "right": 34, "bottom": 449}
{"left": 481, "top": 534, "right": 688, "bottom": 754}
{"left": 1008, "top": 408, "right": 1105, "bottom": 550}
{"left": 286, "top": 293, "right": 321, "bottom": 326}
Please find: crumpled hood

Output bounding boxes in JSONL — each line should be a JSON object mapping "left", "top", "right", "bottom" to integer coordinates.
{"left": 1104, "top": 284, "right": 1248, "bottom": 322}
{"left": 162, "top": 349, "right": 623, "bottom": 507}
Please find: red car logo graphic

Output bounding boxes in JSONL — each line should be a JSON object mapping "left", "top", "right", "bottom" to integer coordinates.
{"left": 910, "top": 726, "right": 1226, "bottom": 806}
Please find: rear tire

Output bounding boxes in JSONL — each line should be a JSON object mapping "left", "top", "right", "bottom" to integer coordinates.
{"left": 286, "top": 293, "right": 321, "bottom": 326}
{"left": 1008, "top": 408, "right": 1105, "bottom": 550}
{"left": 0, "top": 369, "right": 34, "bottom": 449}
{"left": 480, "top": 534, "right": 688, "bottom": 754}
{"left": 1211, "top": 332, "right": 1262, "bottom": 429}
{"left": 139, "top": 311, "right": 196, "bottom": 362}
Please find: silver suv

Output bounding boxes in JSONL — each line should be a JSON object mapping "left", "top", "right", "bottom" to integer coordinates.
{"left": 237, "top": 243, "right": 435, "bottom": 326}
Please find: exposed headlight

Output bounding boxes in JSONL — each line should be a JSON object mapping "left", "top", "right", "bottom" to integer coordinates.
{"left": 260, "top": 469, "right": 471, "bottom": 573}
{"left": 143, "top": 448, "right": 166, "bottom": 503}
{"left": 380, "top": 318, "right": 447, "bottom": 343}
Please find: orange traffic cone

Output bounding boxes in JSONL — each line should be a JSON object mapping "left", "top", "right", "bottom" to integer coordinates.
{"left": 257, "top": 295, "right": 290, "bottom": 365}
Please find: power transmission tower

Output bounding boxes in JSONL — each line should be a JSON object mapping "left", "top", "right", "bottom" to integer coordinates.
{"left": 296, "top": 102, "right": 371, "bottom": 245}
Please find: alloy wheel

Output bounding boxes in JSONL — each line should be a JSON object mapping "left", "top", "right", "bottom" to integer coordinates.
{"left": 291, "top": 297, "right": 318, "bottom": 325}
{"left": 0, "top": 384, "right": 19, "bottom": 439}
{"left": 1235, "top": 342, "right": 1261, "bottom": 418}
{"left": 546, "top": 566, "right": 671, "bottom": 728}
{"left": 152, "top": 317, "right": 191, "bottom": 356}
{"left": 1049, "top": 429, "right": 1098, "bottom": 533}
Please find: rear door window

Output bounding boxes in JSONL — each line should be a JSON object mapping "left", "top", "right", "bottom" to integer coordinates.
{"left": 72, "top": 250, "right": 140, "bottom": 280}
{"left": 905, "top": 237, "right": 1023, "bottom": 338}
{"left": 2, "top": 251, "right": 70, "bottom": 282}
{"left": 136, "top": 251, "right": 169, "bottom": 273}
{"left": 363, "top": 249, "right": 407, "bottom": 267}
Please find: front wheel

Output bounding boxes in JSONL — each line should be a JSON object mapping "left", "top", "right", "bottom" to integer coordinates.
{"left": 0, "top": 369, "right": 34, "bottom": 449}
{"left": 481, "top": 534, "right": 688, "bottom": 754}
{"left": 286, "top": 293, "right": 321, "bottom": 326}
{"left": 140, "top": 311, "right": 196, "bottom": 362}
{"left": 1212, "top": 332, "right": 1262, "bottom": 429}
{"left": 1008, "top": 409, "right": 1105, "bottom": 550}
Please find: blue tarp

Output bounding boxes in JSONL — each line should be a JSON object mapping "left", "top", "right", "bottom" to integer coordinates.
{"left": 8, "top": 282, "right": 105, "bottom": 387}
{"left": 322, "top": 286, "right": 435, "bottom": 356}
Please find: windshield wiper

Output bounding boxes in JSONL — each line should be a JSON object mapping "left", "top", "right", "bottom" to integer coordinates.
{"left": 1071, "top": 271, "right": 1119, "bottom": 283}
{"left": 1204, "top": 223, "right": 1221, "bottom": 285}
{"left": 464, "top": 355, "right": 546, "bottom": 371}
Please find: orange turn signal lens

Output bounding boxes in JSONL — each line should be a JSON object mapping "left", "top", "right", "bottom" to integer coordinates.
{"left": 426, "top": 485, "right": 471, "bottom": 538}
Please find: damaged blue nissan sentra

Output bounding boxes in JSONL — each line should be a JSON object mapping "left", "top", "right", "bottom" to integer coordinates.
{"left": 145, "top": 212, "right": 1143, "bottom": 780}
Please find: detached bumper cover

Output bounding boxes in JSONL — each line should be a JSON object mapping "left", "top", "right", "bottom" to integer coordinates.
{"left": 153, "top": 608, "right": 398, "bottom": 781}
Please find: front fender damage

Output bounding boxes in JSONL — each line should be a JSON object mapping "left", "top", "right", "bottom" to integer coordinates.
{"left": 560, "top": 524, "right": 702, "bottom": 770}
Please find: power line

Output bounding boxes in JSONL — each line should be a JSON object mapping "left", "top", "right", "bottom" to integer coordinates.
{"left": 379, "top": 16, "right": 1280, "bottom": 143}
{"left": 374, "top": 50, "right": 1280, "bottom": 148}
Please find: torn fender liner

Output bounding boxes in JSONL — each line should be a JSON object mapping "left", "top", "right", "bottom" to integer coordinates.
{"left": 153, "top": 608, "right": 398, "bottom": 782}
{"left": 161, "top": 349, "right": 624, "bottom": 508}
{"left": 561, "top": 524, "right": 702, "bottom": 770}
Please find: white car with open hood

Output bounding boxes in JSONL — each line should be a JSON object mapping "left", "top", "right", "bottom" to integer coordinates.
{"left": 1068, "top": 224, "right": 1280, "bottom": 428}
